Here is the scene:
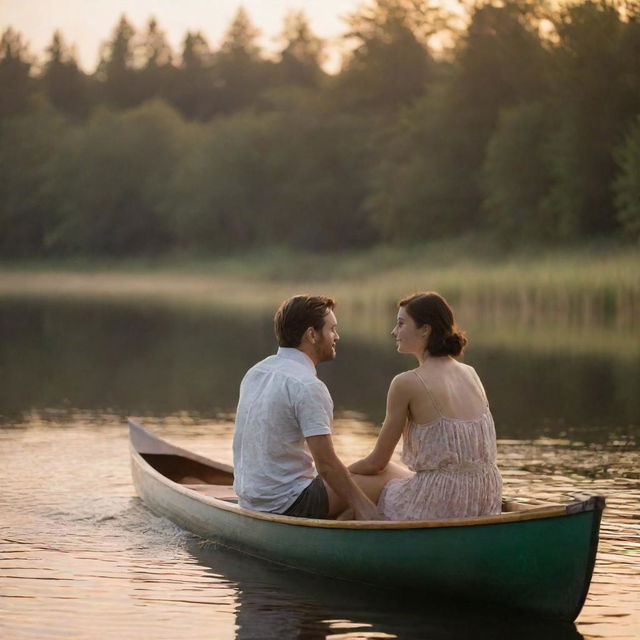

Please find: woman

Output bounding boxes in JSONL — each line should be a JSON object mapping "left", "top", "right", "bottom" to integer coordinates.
{"left": 349, "top": 292, "right": 502, "bottom": 520}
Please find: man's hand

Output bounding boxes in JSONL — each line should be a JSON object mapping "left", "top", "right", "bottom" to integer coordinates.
{"left": 352, "top": 499, "right": 382, "bottom": 521}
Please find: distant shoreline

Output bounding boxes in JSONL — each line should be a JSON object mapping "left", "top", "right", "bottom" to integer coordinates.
{"left": 1, "top": 244, "right": 637, "bottom": 319}
{"left": 2, "top": 245, "right": 638, "bottom": 359}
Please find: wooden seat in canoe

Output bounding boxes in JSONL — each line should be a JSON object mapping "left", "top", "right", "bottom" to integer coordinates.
{"left": 183, "top": 483, "right": 238, "bottom": 501}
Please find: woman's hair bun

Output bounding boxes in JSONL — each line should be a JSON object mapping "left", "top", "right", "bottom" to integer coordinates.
{"left": 443, "top": 331, "right": 467, "bottom": 356}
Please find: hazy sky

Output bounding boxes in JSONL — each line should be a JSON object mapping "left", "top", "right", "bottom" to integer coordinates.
{"left": 0, "top": 0, "right": 364, "bottom": 71}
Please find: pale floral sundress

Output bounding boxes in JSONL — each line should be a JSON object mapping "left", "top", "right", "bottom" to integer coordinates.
{"left": 378, "top": 371, "right": 502, "bottom": 521}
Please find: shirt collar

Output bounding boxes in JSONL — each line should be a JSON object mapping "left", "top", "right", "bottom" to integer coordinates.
{"left": 276, "top": 347, "right": 317, "bottom": 375}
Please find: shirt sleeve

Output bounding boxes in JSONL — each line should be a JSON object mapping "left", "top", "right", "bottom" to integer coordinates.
{"left": 293, "top": 379, "right": 333, "bottom": 438}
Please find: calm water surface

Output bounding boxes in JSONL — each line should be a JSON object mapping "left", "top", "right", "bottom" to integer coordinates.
{"left": 1, "top": 299, "right": 638, "bottom": 640}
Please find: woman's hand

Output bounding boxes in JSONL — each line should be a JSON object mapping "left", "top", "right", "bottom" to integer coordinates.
{"left": 348, "top": 457, "right": 382, "bottom": 475}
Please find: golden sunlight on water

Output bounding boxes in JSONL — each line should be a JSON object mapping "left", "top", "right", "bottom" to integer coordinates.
{"left": 1, "top": 414, "right": 638, "bottom": 640}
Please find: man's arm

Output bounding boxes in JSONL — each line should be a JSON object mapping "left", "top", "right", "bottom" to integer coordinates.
{"left": 306, "top": 434, "right": 381, "bottom": 521}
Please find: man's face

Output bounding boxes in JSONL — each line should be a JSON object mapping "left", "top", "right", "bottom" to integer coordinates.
{"left": 313, "top": 310, "right": 339, "bottom": 363}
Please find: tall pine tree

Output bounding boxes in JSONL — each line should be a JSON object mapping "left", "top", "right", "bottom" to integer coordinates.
{"left": 42, "top": 31, "right": 89, "bottom": 118}
{"left": 0, "top": 28, "right": 33, "bottom": 119}
{"left": 97, "top": 15, "right": 139, "bottom": 108}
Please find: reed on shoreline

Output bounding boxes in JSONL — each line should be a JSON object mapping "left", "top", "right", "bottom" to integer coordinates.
{"left": 1, "top": 245, "right": 638, "bottom": 359}
{"left": 2, "top": 244, "right": 636, "bottom": 326}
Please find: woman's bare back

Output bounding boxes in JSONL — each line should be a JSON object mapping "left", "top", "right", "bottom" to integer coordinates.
{"left": 405, "top": 358, "right": 488, "bottom": 426}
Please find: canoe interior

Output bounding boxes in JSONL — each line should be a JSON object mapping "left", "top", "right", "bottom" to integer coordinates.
{"left": 141, "top": 453, "right": 234, "bottom": 486}
{"left": 139, "top": 451, "right": 550, "bottom": 515}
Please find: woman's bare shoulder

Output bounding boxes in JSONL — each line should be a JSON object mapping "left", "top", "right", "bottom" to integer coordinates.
{"left": 390, "top": 369, "right": 422, "bottom": 391}
{"left": 386, "top": 371, "right": 422, "bottom": 406}
{"left": 456, "top": 361, "right": 477, "bottom": 374}
{"left": 456, "top": 361, "right": 487, "bottom": 393}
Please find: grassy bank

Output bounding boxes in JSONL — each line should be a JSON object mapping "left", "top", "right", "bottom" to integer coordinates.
{"left": 1, "top": 242, "right": 638, "bottom": 358}
{"left": 1, "top": 242, "right": 638, "bottom": 321}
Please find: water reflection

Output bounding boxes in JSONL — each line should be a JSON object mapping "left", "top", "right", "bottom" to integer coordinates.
{"left": 1, "top": 298, "right": 638, "bottom": 443}
{"left": 188, "top": 541, "right": 584, "bottom": 640}
{"left": 1, "top": 292, "right": 638, "bottom": 639}
{"left": 1, "top": 418, "right": 637, "bottom": 639}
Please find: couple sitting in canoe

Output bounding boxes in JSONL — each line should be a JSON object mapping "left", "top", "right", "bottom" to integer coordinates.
{"left": 232, "top": 293, "right": 502, "bottom": 521}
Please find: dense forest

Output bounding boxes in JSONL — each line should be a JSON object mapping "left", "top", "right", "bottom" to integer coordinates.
{"left": 1, "top": 0, "right": 639, "bottom": 257}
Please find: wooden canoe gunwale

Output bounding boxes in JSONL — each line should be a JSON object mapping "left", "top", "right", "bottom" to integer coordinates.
{"left": 128, "top": 419, "right": 604, "bottom": 530}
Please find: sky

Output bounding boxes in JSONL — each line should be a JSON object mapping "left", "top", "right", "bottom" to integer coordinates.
{"left": 0, "top": 0, "right": 365, "bottom": 72}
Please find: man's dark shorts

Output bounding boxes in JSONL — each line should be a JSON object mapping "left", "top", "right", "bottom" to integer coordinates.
{"left": 282, "top": 476, "right": 329, "bottom": 519}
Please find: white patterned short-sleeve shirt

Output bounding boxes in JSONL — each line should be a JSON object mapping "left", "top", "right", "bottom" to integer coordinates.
{"left": 232, "top": 347, "right": 333, "bottom": 513}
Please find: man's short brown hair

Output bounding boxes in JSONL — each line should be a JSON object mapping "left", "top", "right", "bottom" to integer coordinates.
{"left": 274, "top": 295, "right": 336, "bottom": 348}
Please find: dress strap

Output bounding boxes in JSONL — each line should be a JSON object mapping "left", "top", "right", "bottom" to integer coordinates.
{"left": 412, "top": 371, "right": 444, "bottom": 417}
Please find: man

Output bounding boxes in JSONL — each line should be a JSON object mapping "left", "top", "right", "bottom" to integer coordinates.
{"left": 233, "top": 295, "right": 380, "bottom": 520}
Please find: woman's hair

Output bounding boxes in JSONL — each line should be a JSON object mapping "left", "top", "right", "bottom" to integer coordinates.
{"left": 274, "top": 295, "right": 335, "bottom": 348}
{"left": 398, "top": 292, "right": 467, "bottom": 357}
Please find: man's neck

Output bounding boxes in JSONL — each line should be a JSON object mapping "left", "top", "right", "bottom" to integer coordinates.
{"left": 296, "top": 345, "right": 319, "bottom": 367}
{"left": 277, "top": 346, "right": 318, "bottom": 371}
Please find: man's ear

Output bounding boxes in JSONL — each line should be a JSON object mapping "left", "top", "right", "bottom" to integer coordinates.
{"left": 304, "top": 326, "right": 316, "bottom": 345}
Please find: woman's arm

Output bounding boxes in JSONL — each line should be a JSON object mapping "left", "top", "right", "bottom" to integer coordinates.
{"left": 348, "top": 374, "right": 412, "bottom": 475}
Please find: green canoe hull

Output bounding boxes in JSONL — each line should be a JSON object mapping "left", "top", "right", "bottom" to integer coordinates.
{"left": 129, "top": 421, "right": 602, "bottom": 622}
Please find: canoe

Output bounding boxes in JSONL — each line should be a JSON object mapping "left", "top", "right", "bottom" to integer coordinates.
{"left": 128, "top": 418, "right": 604, "bottom": 622}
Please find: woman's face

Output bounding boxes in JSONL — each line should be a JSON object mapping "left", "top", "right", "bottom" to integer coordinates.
{"left": 392, "top": 306, "right": 428, "bottom": 356}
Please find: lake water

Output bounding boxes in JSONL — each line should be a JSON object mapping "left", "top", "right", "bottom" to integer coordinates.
{"left": 1, "top": 298, "right": 638, "bottom": 639}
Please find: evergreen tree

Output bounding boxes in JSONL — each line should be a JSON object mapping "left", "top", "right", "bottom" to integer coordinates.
{"left": 42, "top": 30, "right": 90, "bottom": 118}
{"left": 0, "top": 28, "right": 33, "bottom": 119}
{"left": 170, "top": 31, "right": 217, "bottom": 120}
{"left": 213, "top": 8, "right": 274, "bottom": 113}
{"left": 335, "top": 0, "right": 433, "bottom": 111}
{"left": 276, "top": 11, "right": 325, "bottom": 88}
{"left": 220, "top": 7, "right": 261, "bottom": 59}
{"left": 97, "top": 15, "right": 139, "bottom": 108}
{"left": 182, "top": 30, "right": 211, "bottom": 70}
{"left": 138, "top": 17, "right": 175, "bottom": 103}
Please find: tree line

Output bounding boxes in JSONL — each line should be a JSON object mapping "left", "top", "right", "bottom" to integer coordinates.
{"left": 1, "top": 0, "right": 639, "bottom": 258}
